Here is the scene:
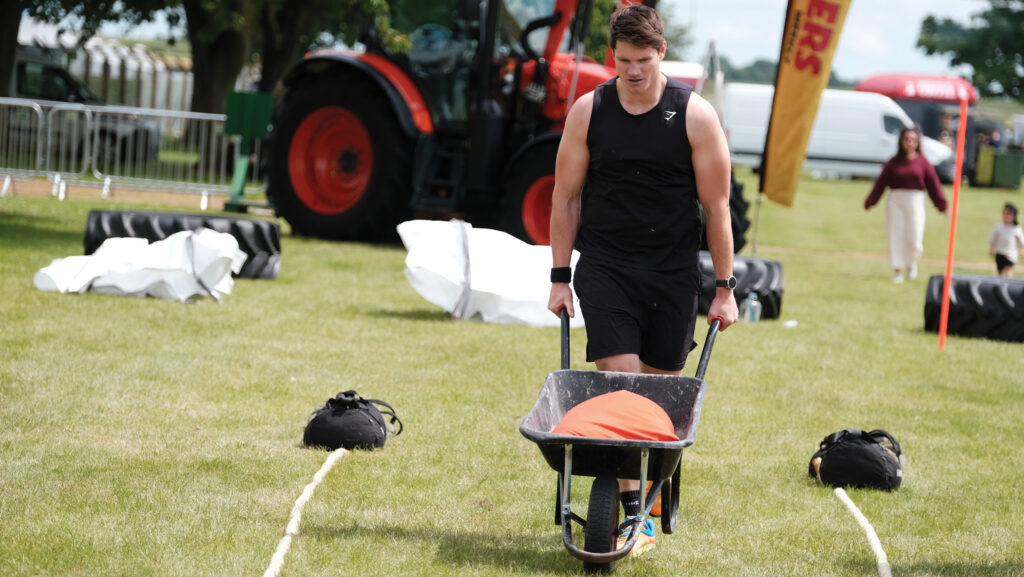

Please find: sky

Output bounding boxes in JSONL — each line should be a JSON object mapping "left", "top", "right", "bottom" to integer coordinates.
{"left": 661, "top": 0, "right": 985, "bottom": 81}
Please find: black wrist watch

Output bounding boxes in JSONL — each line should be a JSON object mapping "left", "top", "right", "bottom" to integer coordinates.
{"left": 715, "top": 275, "right": 737, "bottom": 290}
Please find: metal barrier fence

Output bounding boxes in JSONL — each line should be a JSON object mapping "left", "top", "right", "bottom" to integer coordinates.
{"left": 0, "top": 97, "right": 266, "bottom": 201}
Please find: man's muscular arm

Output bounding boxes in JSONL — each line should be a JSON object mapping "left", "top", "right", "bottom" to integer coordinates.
{"left": 548, "top": 92, "right": 593, "bottom": 318}
{"left": 688, "top": 93, "right": 738, "bottom": 328}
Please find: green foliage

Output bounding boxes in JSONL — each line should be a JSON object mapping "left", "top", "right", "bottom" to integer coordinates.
{"left": 718, "top": 55, "right": 855, "bottom": 87}
{"left": 720, "top": 56, "right": 779, "bottom": 84}
{"left": 1, "top": 169, "right": 1023, "bottom": 575}
{"left": 584, "top": 0, "right": 616, "bottom": 62}
{"left": 917, "top": 0, "right": 1024, "bottom": 101}
{"left": 661, "top": 10, "right": 691, "bottom": 61}
{"left": 26, "top": 0, "right": 175, "bottom": 41}
{"left": 584, "top": 0, "right": 691, "bottom": 64}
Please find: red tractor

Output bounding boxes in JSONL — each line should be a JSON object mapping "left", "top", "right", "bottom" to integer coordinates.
{"left": 266, "top": 0, "right": 741, "bottom": 247}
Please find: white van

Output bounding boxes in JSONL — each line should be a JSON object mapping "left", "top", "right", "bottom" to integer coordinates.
{"left": 721, "top": 82, "right": 956, "bottom": 182}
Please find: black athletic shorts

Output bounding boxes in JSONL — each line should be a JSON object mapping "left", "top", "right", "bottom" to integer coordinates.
{"left": 574, "top": 256, "right": 700, "bottom": 372}
{"left": 995, "top": 253, "right": 1015, "bottom": 272}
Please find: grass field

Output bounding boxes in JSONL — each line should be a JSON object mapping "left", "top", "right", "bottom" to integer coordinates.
{"left": 1, "top": 169, "right": 1022, "bottom": 577}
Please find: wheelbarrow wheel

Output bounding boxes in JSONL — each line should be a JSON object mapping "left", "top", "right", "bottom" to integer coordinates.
{"left": 583, "top": 475, "right": 620, "bottom": 574}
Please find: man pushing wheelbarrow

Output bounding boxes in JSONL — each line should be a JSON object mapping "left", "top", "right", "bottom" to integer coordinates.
{"left": 537, "top": 3, "right": 737, "bottom": 570}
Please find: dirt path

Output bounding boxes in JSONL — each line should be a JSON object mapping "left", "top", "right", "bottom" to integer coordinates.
{"left": 3, "top": 177, "right": 231, "bottom": 211}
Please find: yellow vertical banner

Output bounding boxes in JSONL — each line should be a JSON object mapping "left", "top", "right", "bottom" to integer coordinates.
{"left": 760, "top": 0, "right": 852, "bottom": 206}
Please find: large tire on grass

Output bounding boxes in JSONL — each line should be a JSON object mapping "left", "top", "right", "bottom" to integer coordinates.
{"left": 267, "top": 75, "right": 413, "bottom": 242}
{"left": 698, "top": 251, "right": 784, "bottom": 320}
{"left": 83, "top": 209, "right": 281, "bottom": 279}
{"left": 699, "top": 174, "right": 751, "bottom": 254}
{"left": 502, "top": 141, "right": 557, "bottom": 245}
{"left": 924, "top": 274, "right": 1024, "bottom": 342}
{"left": 583, "top": 475, "right": 620, "bottom": 574}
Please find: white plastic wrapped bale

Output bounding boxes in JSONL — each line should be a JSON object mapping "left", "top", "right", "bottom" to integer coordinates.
{"left": 397, "top": 219, "right": 584, "bottom": 328}
{"left": 34, "top": 228, "right": 248, "bottom": 303}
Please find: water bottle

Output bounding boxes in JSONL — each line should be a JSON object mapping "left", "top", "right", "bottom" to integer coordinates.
{"left": 740, "top": 292, "right": 762, "bottom": 322}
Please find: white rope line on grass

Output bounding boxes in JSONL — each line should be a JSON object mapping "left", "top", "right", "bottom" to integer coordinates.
{"left": 262, "top": 448, "right": 349, "bottom": 577}
{"left": 833, "top": 487, "right": 892, "bottom": 577}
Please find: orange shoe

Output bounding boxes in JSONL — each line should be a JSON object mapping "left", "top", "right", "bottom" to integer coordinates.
{"left": 616, "top": 516, "right": 656, "bottom": 557}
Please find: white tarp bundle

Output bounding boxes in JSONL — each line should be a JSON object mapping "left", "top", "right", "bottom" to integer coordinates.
{"left": 34, "top": 228, "right": 248, "bottom": 303}
{"left": 397, "top": 219, "right": 583, "bottom": 328}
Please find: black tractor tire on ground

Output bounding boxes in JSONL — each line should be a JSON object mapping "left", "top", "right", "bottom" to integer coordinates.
{"left": 583, "top": 475, "right": 620, "bottom": 574}
{"left": 698, "top": 251, "right": 784, "bottom": 320}
{"left": 83, "top": 209, "right": 281, "bottom": 280}
{"left": 266, "top": 75, "right": 413, "bottom": 242}
{"left": 924, "top": 274, "right": 1024, "bottom": 342}
{"left": 502, "top": 141, "right": 558, "bottom": 245}
{"left": 699, "top": 174, "right": 751, "bottom": 254}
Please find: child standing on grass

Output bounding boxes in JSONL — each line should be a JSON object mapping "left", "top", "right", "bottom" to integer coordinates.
{"left": 988, "top": 203, "right": 1024, "bottom": 278}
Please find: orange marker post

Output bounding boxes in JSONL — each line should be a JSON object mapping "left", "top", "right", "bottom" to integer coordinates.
{"left": 938, "top": 97, "right": 969, "bottom": 350}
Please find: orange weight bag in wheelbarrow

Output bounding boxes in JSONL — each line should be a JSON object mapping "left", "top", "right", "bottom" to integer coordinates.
{"left": 552, "top": 390, "right": 679, "bottom": 442}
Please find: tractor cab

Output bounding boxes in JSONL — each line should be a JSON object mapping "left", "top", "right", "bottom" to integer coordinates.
{"left": 375, "top": 0, "right": 579, "bottom": 133}
{"left": 364, "top": 0, "right": 598, "bottom": 229}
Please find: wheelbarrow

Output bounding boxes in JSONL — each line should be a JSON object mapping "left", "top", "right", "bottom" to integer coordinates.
{"left": 519, "top": 310, "right": 721, "bottom": 573}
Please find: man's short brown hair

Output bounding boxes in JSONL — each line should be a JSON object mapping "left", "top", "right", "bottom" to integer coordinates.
{"left": 609, "top": 4, "right": 665, "bottom": 51}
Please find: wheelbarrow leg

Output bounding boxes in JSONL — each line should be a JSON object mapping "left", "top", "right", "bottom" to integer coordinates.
{"left": 638, "top": 448, "right": 649, "bottom": 515}
{"left": 555, "top": 473, "right": 564, "bottom": 525}
{"left": 561, "top": 445, "right": 573, "bottom": 524}
{"left": 661, "top": 462, "right": 682, "bottom": 534}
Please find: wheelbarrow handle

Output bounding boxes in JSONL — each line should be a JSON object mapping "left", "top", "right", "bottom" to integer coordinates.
{"left": 694, "top": 317, "right": 723, "bottom": 381}
{"left": 560, "top": 308, "right": 570, "bottom": 370}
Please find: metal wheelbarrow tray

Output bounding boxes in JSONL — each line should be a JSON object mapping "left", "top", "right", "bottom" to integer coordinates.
{"left": 519, "top": 312, "right": 720, "bottom": 572}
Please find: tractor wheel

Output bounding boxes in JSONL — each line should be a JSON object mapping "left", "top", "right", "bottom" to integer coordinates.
{"left": 699, "top": 173, "right": 750, "bottom": 254}
{"left": 502, "top": 142, "right": 557, "bottom": 245}
{"left": 699, "top": 251, "right": 784, "bottom": 319}
{"left": 924, "top": 274, "right": 1024, "bottom": 342}
{"left": 728, "top": 178, "right": 752, "bottom": 253}
{"left": 267, "top": 76, "right": 413, "bottom": 242}
{"left": 583, "top": 475, "right": 620, "bottom": 574}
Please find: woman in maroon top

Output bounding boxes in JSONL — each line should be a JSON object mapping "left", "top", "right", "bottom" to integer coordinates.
{"left": 865, "top": 127, "right": 948, "bottom": 283}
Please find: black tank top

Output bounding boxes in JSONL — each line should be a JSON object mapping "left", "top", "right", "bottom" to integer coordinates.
{"left": 578, "top": 76, "right": 700, "bottom": 270}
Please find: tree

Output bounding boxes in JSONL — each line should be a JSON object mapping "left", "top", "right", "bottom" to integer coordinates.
{"left": 181, "top": 0, "right": 253, "bottom": 113}
{"left": 9, "top": 0, "right": 381, "bottom": 112}
{"left": 2, "top": 0, "right": 168, "bottom": 98}
{"left": 584, "top": 0, "right": 691, "bottom": 64}
{"left": 187, "top": 0, "right": 392, "bottom": 111}
{"left": 0, "top": 2, "right": 26, "bottom": 98}
{"left": 255, "top": 0, "right": 391, "bottom": 94}
{"left": 917, "top": 0, "right": 1024, "bottom": 101}
{"left": 715, "top": 55, "right": 853, "bottom": 87}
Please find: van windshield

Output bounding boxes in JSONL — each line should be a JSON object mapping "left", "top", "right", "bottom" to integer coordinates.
{"left": 883, "top": 114, "right": 907, "bottom": 135}
{"left": 17, "top": 61, "right": 97, "bottom": 103}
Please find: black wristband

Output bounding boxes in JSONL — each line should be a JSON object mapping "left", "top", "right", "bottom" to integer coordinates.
{"left": 550, "top": 267, "right": 572, "bottom": 283}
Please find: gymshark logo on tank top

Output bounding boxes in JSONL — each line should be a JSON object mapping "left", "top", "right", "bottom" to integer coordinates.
{"left": 664, "top": 111, "right": 677, "bottom": 122}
